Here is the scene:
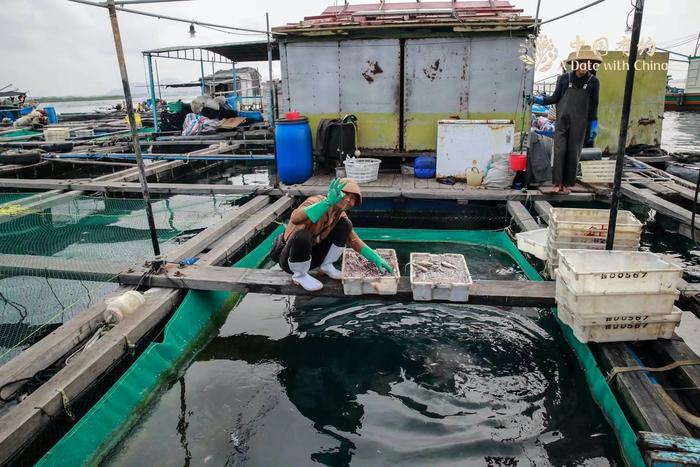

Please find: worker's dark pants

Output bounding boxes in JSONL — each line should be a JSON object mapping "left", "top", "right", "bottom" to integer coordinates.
{"left": 279, "top": 218, "right": 352, "bottom": 273}
{"left": 552, "top": 113, "right": 587, "bottom": 186}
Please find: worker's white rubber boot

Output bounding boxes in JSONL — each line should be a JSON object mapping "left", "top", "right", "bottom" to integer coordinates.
{"left": 288, "top": 259, "right": 323, "bottom": 291}
{"left": 319, "top": 244, "right": 344, "bottom": 280}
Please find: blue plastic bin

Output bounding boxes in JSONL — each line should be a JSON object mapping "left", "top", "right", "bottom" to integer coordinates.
{"left": 43, "top": 107, "right": 58, "bottom": 124}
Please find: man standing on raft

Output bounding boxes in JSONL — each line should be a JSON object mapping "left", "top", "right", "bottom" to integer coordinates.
{"left": 531, "top": 45, "right": 602, "bottom": 194}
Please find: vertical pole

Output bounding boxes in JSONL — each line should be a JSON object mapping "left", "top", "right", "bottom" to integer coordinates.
{"left": 199, "top": 51, "right": 206, "bottom": 95}
{"left": 106, "top": 0, "right": 162, "bottom": 267}
{"left": 146, "top": 53, "right": 159, "bottom": 132}
{"left": 606, "top": 0, "right": 644, "bottom": 250}
{"left": 266, "top": 13, "right": 275, "bottom": 125}
{"left": 266, "top": 12, "right": 277, "bottom": 188}
{"left": 155, "top": 58, "right": 162, "bottom": 101}
{"left": 231, "top": 62, "right": 238, "bottom": 110}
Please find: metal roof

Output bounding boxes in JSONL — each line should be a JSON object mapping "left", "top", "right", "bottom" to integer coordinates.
{"left": 143, "top": 40, "right": 279, "bottom": 63}
{"left": 273, "top": 1, "right": 534, "bottom": 35}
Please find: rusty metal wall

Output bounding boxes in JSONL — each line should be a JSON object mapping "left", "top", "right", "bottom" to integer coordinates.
{"left": 404, "top": 38, "right": 470, "bottom": 114}
{"left": 339, "top": 39, "right": 401, "bottom": 113}
{"left": 281, "top": 41, "right": 340, "bottom": 114}
{"left": 279, "top": 36, "right": 531, "bottom": 150}
{"left": 467, "top": 36, "right": 532, "bottom": 114}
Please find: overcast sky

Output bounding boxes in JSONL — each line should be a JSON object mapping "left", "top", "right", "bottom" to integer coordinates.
{"left": 3, "top": 0, "right": 698, "bottom": 97}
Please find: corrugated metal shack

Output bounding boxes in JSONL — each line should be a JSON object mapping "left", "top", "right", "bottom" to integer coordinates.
{"left": 273, "top": 1, "right": 535, "bottom": 152}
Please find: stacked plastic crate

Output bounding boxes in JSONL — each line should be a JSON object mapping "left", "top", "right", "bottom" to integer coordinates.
{"left": 555, "top": 250, "right": 684, "bottom": 343}
{"left": 546, "top": 208, "right": 642, "bottom": 277}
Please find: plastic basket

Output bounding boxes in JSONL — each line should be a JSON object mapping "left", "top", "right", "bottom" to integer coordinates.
{"left": 43, "top": 127, "right": 70, "bottom": 142}
{"left": 516, "top": 228, "right": 548, "bottom": 260}
{"left": 579, "top": 160, "right": 616, "bottom": 184}
{"left": 409, "top": 253, "right": 472, "bottom": 302}
{"left": 549, "top": 208, "right": 643, "bottom": 236}
{"left": 341, "top": 248, "right": 400, "bottom": 295}
{"left": 557, "top": 304, "right": 681, "bottom": 343}
{"left": 557, "top": 249, "right": 683, "bottom": 295}
{"left": 344, "top": 157, "right": 381, "bottom": 183}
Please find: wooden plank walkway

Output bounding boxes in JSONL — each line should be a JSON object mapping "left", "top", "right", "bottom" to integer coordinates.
{"left": 117, "top": 264, "right": 557, "bottom": 307}
{"left": 621, "top": 184, "right": 700, "bottom": 240}
{"left": 281, "top": 173, "right": 597, "bottom": 201}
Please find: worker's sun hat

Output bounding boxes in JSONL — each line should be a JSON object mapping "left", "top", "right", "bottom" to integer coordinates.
{"left": 339, "top": 177, "right": 362, "bottom": 205}
{"left": 564, "top": 44, "right": 603, "bottom": 64}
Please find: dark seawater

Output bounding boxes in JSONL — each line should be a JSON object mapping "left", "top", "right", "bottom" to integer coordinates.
{"left": 106, "top": 242, "right": 621, "bottom": 466}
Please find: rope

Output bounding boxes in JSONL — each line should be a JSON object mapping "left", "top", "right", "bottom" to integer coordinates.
{"left": 606, "top": 359, "right": 700, "bottom": 382}
{"left": 654, "top": 383, "right": 700, "bottom": 428}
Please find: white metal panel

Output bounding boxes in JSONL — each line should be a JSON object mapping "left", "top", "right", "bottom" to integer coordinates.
{"left": 404, "top": 37, "right": 470, "bottom": 113}
{"left": 338, "top": 39, "right": 400, "bottom": 113}
{"left": 467, "top": 37, "right": 533, "bottom": 113}
{"left": 687, "top": 57, "right": 700, "bottom": 93}
{"left": 436, "top": 120, "right": 514, "bottom": 180}
{"left": 283, "top": 41, "right": 340, "bottom": 114}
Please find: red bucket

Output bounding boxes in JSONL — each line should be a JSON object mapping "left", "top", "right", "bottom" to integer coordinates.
{"left": 509, "top": 152, "right": 527, "bottom": 172}
{"left": 285, "top": 110, "right": 301, "bottom": 120}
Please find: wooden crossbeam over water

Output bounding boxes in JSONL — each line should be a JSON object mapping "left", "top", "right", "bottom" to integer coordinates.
{"left": 116, "top": 264, "right": 556, "bottom": 307}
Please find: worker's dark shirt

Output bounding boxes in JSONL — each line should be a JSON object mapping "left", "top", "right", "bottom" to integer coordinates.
{"left": 542, "top": 72, "right": 600, "bottom": 122}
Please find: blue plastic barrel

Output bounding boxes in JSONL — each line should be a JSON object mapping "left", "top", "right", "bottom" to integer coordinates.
{"left": 275, "top": 117, "right": 313, "bottom": 185}
{"left": 19, "top": 106, "right": 32, "bottom": 116}
{"left": 414, "top": 155, "right": 436, "bottom": 179}
{"left": 43, "top": 107, "right": 58, "bottom": 124}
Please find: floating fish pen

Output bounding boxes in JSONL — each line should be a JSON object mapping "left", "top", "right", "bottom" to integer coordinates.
{"left": 1, "top": 1, "right": 700, "bottom": 466}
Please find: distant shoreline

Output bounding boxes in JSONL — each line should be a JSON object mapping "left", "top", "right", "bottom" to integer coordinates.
{"left": 34, "top": 95, "right": 125, "bottom": 103}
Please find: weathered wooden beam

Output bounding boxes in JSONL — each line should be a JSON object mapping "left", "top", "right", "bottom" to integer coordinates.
{"left": 164, "top": 195, "right": 271, "bottom": 263}
{"left": 198, "top": 196, "right": 294, "bottom": 266}
{"left": 0, "top": 179, "right": 597, "bottom": 201}
{"left": 645, "top": 449, "right": 700, "bottom": 466}
{"left": 118, "top": 264, "right": 557, "bottom": 307}
{"left": 639, "top": 431, "right": 700, "bottom": 454}
{"left": 506, "top": 201, "right": 540, "bottom": 232}
{"left": 533, "top": 200, "right": 552, "bottom": 224}
{"left": 0, "top": 288, "right": 180, "bottom": 467}
{"left": 597, "top": 343, "right": 692, "bottom": 436}
{"left": 621, "top": 183, "right": 700, "bottom": 240}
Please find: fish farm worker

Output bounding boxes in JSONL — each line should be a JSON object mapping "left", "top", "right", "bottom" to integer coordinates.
{"left": 531, "top": 45, "right": 601, "bottom": 194}
{"left": 274, "top": 178, "right": 393, "bottom": 292}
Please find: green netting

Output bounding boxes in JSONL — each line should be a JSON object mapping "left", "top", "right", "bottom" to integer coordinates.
{"left": 37, "top": 225, "right": 282, "bottom": 467}
{"left": 0, "top": 129, "right": 43, "bottom": 141}
{"left": 0, "top": 194, "right": 243, "bottom": 364}
{"left": 0, "top": 193, "right": 34, "bottom": 205}
{"left": 38, "top": 227, "right": 644, "bottom": 467}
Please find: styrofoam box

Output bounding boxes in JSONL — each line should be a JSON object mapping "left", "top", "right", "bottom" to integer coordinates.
{"left": 555, "top": 271, "right": 679, "bottom": 316}
{"left": 341, "top": 248, "right": 400, "bottom": 296}
{"left": 516, "top": 228, "right": 548, "bottom": 260}
{"left": 557, "top": 304, "right": 681, "bottom": 343}
{"left": 558, "top": 249, "right": 683, "bottom": 295}
{"left": 410, "top": 253, "right": 472, "bottom": 302}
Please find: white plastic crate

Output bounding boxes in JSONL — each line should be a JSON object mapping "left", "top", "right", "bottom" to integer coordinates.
{"left": 557, "top": 249, "right": 683, "bottom": 295}
{"left": 43, "top": 127, "right": 70, "bottom": 142}
{"left": 549, "top": 208, "right": 643, "bottom": 238}
{"left": 341, "top": 248, "right": 400, "bottom": 295}
{"left": 344, "top": 157, "right": 381, "bottom": 184}
{"left": 409, "top": 253, "right": 472, "bottom": 302}
{"left": 557, "top": 304, "right": 681, "bottom": 343}
{"left": 578, "top": 160, "right": 616, "bottom": 184}
{"left": 516, "top": 228, "right": 548, "bottom": 260}
{"left": 556, "top": 271, "right": 679, "bottom": 316}
{"left": 74, "top": 129, "right": 95, "bottom": 138}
